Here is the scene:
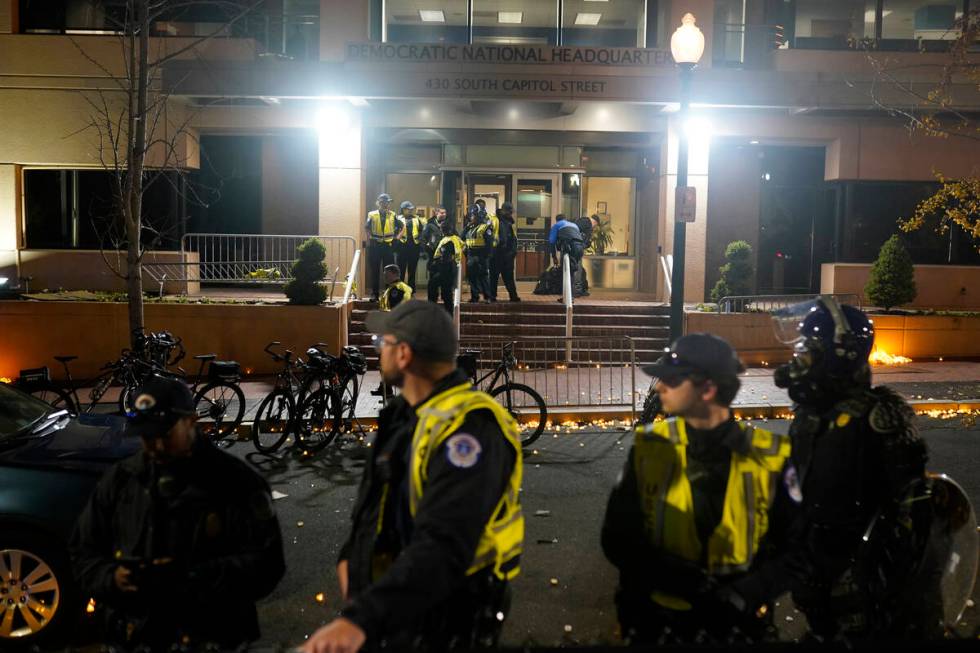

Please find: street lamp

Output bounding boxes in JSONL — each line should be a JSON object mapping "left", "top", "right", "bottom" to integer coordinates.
{"left": 668, "top": 13, "right": 704, "bottom": 343}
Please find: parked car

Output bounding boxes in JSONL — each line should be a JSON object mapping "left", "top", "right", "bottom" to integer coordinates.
{"left": 0, "top": 382, "right": 139, "bottom": 646}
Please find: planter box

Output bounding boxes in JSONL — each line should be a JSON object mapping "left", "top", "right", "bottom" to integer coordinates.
{"left": 0, "top": 300, "right": 346, "bottom": 381}
{"left": 822, "top": 263, "right": 980, "bottom": 310}
{"left": 685, "top": 310, "right": 980, "bottom": 365}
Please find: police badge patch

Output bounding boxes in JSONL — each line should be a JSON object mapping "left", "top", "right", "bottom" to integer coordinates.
{"left": 784, "top": 464, "right": 803, "bottom": 504}
{"left": 445, "top": 433, "right": 482, "bottom": 468}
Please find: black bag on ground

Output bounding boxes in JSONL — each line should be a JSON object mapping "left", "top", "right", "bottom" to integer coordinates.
{"left": 533, "top": 266, "right": 563, "bottom": 295}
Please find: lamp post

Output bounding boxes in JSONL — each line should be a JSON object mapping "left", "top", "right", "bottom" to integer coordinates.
{"left": 668, "top": 13, "right": 704, "bottom": 343}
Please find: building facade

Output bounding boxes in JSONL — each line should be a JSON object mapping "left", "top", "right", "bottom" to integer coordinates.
{"left": 1, "top": 0, "right": 978, "bottom": 301}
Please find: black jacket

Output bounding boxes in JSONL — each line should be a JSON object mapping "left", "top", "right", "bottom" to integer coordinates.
{"left": 338, "top": 370, "right": 516, "bottom": 644}
{"left": 421, "top": 220, "right": 444, "bottom": 258}
{"left": 495, "top": 213, "right": 518, "bottom": 255}
{"left": 602, "top": 419, "right": 806, "bottom": 624}
{"left": 70, "top": 438, "right": 285, "bottom": 648}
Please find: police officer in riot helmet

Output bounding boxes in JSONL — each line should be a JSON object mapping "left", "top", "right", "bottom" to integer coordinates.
{"left": 70, "top": 375, "right": 285, "bottom": 651}
{"left": 772, "top": 296, "right": 945, "bottom": 641}
{"left": 462, "top": 204, "right": 494, "bottom": 303}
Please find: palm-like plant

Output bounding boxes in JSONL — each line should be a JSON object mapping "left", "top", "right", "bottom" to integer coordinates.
{"left": 588, "top": 218, "right": 614, "bottom": 255}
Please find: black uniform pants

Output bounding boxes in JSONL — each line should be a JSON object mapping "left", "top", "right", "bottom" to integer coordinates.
{"left": 367, "top": 242, "right": 395, "bottom": 298}
{"left": 558, "top": 241, "right": 585, "bottom": 297}
{"left": 488, "top": 248, "right": 518, "bottom": 300}
{"left": 466, "top": 251, "right": 491, "bottom": 301}
{"left": 397, "top": 245, "right": 422, "bottom": 291}
{"left": 428, "top": 262, "right": 457, "bottom": 315}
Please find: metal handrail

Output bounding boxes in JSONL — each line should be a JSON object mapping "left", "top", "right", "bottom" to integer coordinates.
{"left": 453, "top": 262, "right": 463, "bottom": 340}
{"left": 341, "top": 249, "right": 361, "bottom": 305}
{"left": 562, "top": 253, "right": 573, "bottom": 363}
{"left": 716, "top": 293, "right": 861, "bottom": 313}
{"left": 660, "top": 254, "right": 673, "bottom": 301}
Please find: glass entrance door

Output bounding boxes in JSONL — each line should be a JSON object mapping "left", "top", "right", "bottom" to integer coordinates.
{"left": 513, "top": 175, "right": 560, "bottom": 280}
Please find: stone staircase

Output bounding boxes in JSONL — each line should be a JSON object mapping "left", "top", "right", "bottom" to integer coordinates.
{"left": 349, "top": 299, "right": 670, "bottom": 369}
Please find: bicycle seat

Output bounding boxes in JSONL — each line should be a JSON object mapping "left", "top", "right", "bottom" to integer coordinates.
{"left": 194, "top": 354, "right": 217, "bottom": 361}
{"left": 54, "top": 355, "right": 78, "bottom": 363}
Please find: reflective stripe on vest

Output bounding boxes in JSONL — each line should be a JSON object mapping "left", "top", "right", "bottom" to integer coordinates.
{"left": 433, "top": 235, "right": 464, "bottom": 263}
{"left": 632, "top": 417, "right": 790, "bottom": 581}
{"left": 465, "top": 223, "right": 491, "bottom": 249}
{"left": 410, "top": 382, "right": 524, "bottom": 580}
{"left": 379, "top": 281, "right": 412, "bottom": 311}
{"left": 369, "top": 210, "right": 397, "bottom": 243}
{"left": 488, "top": 215, "right": 500, "bottom": 248}
{"left": 397, "top": 217, "right": 426, "bottom": 244}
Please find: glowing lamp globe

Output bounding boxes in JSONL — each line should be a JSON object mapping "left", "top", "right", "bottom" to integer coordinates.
{"left": 670, "top": 13, "right": 705, "bottom": 65}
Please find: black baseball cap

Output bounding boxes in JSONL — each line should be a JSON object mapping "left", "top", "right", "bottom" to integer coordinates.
{"left": 365, "top": 300, "right": 458, "bottom": 363}
{"left": 126, "top": 375, "right": 197, "bottom": 438}
{"left": 642, "top": 333, "right": 745, "bottom": 382}
{"left": 500, "top": 201, "right": 514, "bottom": 212}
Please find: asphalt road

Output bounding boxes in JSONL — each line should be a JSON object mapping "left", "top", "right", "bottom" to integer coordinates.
{"left": 220, "top": 416, "right": 980, "bottom": 649}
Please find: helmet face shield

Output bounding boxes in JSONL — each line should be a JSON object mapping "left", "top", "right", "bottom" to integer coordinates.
{"left": 772, "top": 300, "right": 821, "bottom": 345}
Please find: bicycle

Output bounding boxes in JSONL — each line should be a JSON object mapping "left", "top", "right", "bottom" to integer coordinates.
{"left": 636, "top": 377, "right": 664, "bottom": 427}
{"left": 251, "top": 342, "right": 326, "bottom": 453}
{"left": 293, "top": 345, "right": 367, "bottom": 452}
{"left": 459, "top": 342, "right": 547, "bottom": 449}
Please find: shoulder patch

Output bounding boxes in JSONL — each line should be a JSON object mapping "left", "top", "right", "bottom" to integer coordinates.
{"left": 445, "top": 433, "right": 482, "bottom": 469}
{"left": 783, "top": 464, "right": 804, "bottom": 504}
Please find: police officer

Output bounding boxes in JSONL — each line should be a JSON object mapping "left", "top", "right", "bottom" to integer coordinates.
{"left": 429, "top": 216, "right": 464, "bottom": 315}
{"left": 421, "top": 205, "right": 447, "bottom": 292}
{"left": 602, "top": 334, "right": 803, "bottom": 645}
{"left": 462, "top": 204, "right": 494, "bottom": 303}
{"left": 301, "top": 300, "right": 523, "bottom": 653}
{"left": 772, "top": 296, "right": 943, "bottom": 641}
{"left": 488, "top": 201, "right": 520, "bottom": 302}
{"left": 548, "top": 214, "right": 586, "bottom": 298}
{"left": 70, "top": 375, "right": 285, "bottom": 651}
{"left": 372, "top": 264, "right": 413, "bottom": 397}
{"left": 395, "top": 200, "right": 426, "bottom": 292}
{"left": 365, "top": 193, "right": 402, "bottom": 302}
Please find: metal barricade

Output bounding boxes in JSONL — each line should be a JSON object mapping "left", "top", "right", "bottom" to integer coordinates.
{"left": 458, "top": 336, "right": 637, "bottom": 420}
{"left": 716, "top": 293, "right": 860, "bottom": 313}
{"left": 180, "top": 233, "right": 356, "bottom": 285}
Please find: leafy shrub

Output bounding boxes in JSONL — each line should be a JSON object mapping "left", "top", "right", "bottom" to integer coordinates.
{"left": 284, "top": 238, "right": 327, "bottom": 305}
{"left": 710, "top": 240, "right": 754, "bottom": 303}
{"left": 865, "top": 234, "right": 917, "bottom": 311}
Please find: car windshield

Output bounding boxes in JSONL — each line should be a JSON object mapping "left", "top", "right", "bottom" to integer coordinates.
{"left": 0, "top": 383, "right": 53, "bottom": 440}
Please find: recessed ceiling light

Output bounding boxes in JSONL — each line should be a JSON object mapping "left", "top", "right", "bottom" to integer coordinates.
{"left": 498, "top": 12, "right": 523, "bottom": 24}
{"left": 575, "top": 13, "right": 601, "bottom": 25}
{"left": 419, "top": 9, "right": 445, "bottom": 22}
{"left": 750, "top": 139, "right": 760, "bottom": 145}
{"left": 584, "top": 0, "right": 608, "bottom": 2}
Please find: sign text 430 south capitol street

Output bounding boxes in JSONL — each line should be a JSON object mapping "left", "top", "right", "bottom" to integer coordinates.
{"left": 424, "top": 76, "right": 608, "bottom": 95}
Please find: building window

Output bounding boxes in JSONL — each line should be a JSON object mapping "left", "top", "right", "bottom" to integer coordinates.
{"left": 793, "top": 0, "right": 876, "bottom": 49}
{"left": 24, "top": 169, "right": 186, "bottom": 251}
{"left": 560, "top": 0, "right": 645, "bottom": 47}
{"left": 714, "top": 0, "right": 747, "bottom": 66}
{"left": 472, "top": 0, "right": 559, "bottom": 45}
{"left": 384, "top": 173, "right": 442, "bottom": 219}
{"left": 384, "top": 0, "right": 469, "bottom": 43}
{"left": 583, "top": 177, "right": 635, "bottom": 256}
{"left": 881, "top": 0, "right": 964, "bottom": 48}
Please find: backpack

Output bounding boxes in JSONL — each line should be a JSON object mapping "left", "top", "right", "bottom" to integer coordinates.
{"left": 533, "top": 266, "right": 563, "bottom": 295}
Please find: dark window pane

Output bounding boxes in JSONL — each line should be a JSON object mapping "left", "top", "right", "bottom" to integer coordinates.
{"left": 793, "top": 0, "right": 875, "bottom": 49}
{"left": 561, "top": 0, "right": 644, "bottom": 47}
{"left": 385, "top": 0, "right": 469, "bottom": 43}
{"left": 76, "top": 170, "right": 118, "bottom": 249}
{"left": 24, "top": 170, "right": 70, "bottom": 249}
{"left": 473, "top": 0, "right": 557, "bottom": 45}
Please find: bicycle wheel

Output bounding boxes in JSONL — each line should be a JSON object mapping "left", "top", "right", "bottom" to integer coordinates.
{"left": 26, "top": 383, "right": 77, "bottom": 415}
{"left": 193, "top": 381, "right": 246, "bottom": 443}
{"left": 117, "top": 381, "right": 139, "bottom": 415}
{"left": 251, "top": 389, "right": 294, "bottom": 453}
{"left": 294, "top": 388, "right": 342, "bottom": 453}
{"left": 490, "top": 383, "right": 547, "bottom": 449}
{"left": 340, "top": 374, "right": 360, "bottom": 423}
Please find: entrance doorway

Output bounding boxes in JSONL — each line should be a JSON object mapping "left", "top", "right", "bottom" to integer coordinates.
{"left": 460, "top": 170, "right": 580, "bottom": 280}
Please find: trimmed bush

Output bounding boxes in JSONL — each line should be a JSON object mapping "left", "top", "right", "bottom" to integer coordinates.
{"left": 710, "top": 240, "right": 754, "bottom": 303}
{"left": 284, "top": 238, "right": 327, "bottom": 305}
{"left": 866, "top": 234, "right": 917, "bottom": 311}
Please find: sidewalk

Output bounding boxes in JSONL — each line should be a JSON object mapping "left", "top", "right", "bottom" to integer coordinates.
{"left": 228, "top": 360, "right": 980, "bottom": 426}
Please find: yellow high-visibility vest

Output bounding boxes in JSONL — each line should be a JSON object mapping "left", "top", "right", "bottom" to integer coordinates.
{"left": 379, "top": 281, "right": 412, "bottom": 311}
{"left": 632, "top": 417, "right": 791, "bottom": 610}
{"left": 433, "top": 235, "right": 464, "bottom": 263}
{"left": 409, "top": 382, "right": 524, "bottom": 580}
{"left": 464, "top": 223, "right": 492, "bottom": 249}
{"left": 368, "top": 210, "right": 397, "bottom": 243}
{"left": 396, "top": 216, "right": 426, "bottom": 245}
